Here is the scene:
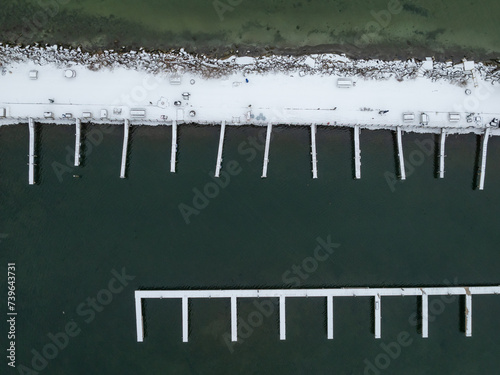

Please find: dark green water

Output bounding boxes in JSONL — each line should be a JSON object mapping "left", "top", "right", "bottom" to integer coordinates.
{"left": 2, "top": 0, "right": 500, "bottom": 59}
{"left": 2, "top": 124, "right": 500, "bottom": 374}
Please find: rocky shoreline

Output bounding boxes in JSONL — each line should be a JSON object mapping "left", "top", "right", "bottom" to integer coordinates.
{"left": 1, "top": 44, "right": 500, "bottom": 86}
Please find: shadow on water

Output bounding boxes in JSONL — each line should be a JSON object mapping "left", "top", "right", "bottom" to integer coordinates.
{"left": 472, "top": 134, "right": 481, "bottom": 190}
{"left": 391, "top": 130, "right": 400, "bottom": 179}
{"left": 433, "top": 133, "right": 440, "bottom": 179}
{"left": 459, "top": 295, "right": 466, "bottom": 334}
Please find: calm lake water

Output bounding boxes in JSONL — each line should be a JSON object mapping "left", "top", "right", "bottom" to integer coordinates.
{"left": 1, "top": 124, "right": 500, "bottom": 374}
{"left": 2, "top": 0, "right": 500, "bottom": 58}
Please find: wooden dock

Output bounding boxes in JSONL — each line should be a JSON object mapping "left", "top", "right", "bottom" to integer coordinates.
{"left": 261, "top": 123, "right": 272, "bottom": 178}
{"left": 170, "top": 121, "right": 177, "bottom": 173}
{"left": 422, "top": 293, "right": 429, "bottom": 338}
{"left": 74, "top": 118, "right": 81, "bottom": 167}
{"left": 215, "top": 121, "right": 226, "bottom": 178}
{"left": 439, "top": 129, "right": 446, "bottom": 178}
{"left": 135, "top": 286, "right": 500, "bottom": 343}
{"left": 120, "top": 120, "right": 130, "bottom": 179}
{"left": 479, "top": 127, "right": 491, "bottom": 190}
{"left": 28, "top": 118, "right": 35, "bottom": 185}
{"left": 396, "top": 127, "right": 406, "bottom": 180}
{"left": 354, "top": 125, "right": 361, "bottom": 179}
{"left": 311, "top": 124, "right": 318, "bottom": 179}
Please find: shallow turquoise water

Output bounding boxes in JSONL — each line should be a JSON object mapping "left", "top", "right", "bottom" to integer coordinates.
{"left": 3, "top": 0, "right": 500, "bottom": 58}
{"left": 1, "top": 124, "right": 500, "bottom": 373}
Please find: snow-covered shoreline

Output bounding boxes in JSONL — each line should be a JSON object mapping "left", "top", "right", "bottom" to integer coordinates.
{"left": 1, "top": 44, "right": 500, "bottom": 84}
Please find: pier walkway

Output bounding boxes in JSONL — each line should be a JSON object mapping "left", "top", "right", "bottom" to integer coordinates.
{"left": 135, "top": 286, "right": 500, "bottom": 343}
{"left": 3, "top": 63, "right": 500, "bottom": 189}
{"left": 28, "top": 118, "right": 35, "bottom": 185}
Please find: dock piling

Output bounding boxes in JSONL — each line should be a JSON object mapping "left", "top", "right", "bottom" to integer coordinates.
{"left": 396, "top": 127, "right": 406, "bottom": 180}
{"left": 311, "top": 124, "right": 318, "bottom": 179}
{"left": 215, "top": 121, "right": 226, "bottom": 177}
{"left": 170, "top": 121, "right": 177, "bottom": 173}
{"left": 120, "top": 119, "right": 130, "bottom": 178}
{"left": 75, "top": 118, "right": 81, "bottom": 167}
{"left": 354, "top": 125, "right": 361, "bottom": 179}
{"left": 479, "top": 127, "right": 491, "bottom": 190}
{"left": 262, "top": 123, "right": 272, "bottom": 178}
{"left": 28, "top": 118, "right": 35, "bottom": 185}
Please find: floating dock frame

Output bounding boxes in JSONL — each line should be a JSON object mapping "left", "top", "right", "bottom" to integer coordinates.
{"left": 28, "top": 118, "right": 35, "bottom": 185}
{"left": 261, "top": 123, "right": 272, "bottom": 178}
{"left": 170, "top": 121, "right": 177, "bottom": 173}
{"left": 311, "top": 124, "right": 318, "bottom": 179}
{"left": 135, "top": 286, "right": 500, "bottom": 343}
{"left": 120, "top": 119, "right": 130, "bottom": 179}
{"left": 439, "top": 129, "right": 446, "bottom": 178}
{"left": 354, "top": 125, "right": 361, "bottom": 179}
{"left": 396, "top": 127, "right": 406, "bottom": 180}
{"left": 74, "top": 118, "right": 81, "bottom": 167}
{"left": 478, "top": 127, "right": 491, "bottom": 190}
{"left": 215, "top": 121, "right": 226, "bottom": 178}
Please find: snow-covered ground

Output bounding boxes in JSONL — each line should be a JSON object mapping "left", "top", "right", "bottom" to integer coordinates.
{"left": 0, "top": 45, "right": 500, "bottom": 135}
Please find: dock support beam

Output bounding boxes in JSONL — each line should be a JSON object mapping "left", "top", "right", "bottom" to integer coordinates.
{"left": 182, "top": 297, "right": 188, "bottom": 342}
{"left": 120, "top": 120, "right": 130, "bottom": 179}
{"left": 465, "top": 294, "right": 472, "bottom": 337}
{"left": 28, "top": 118, "right": 35, "bottom": 185}
{"left": 75, "top": 119, "right": 81, "bottom": 167}
{"left": 439, "top": 129, "right": 446, "bottom": 178}
{"left": 327, "top": 296, "right": 334, "bottom": 339}
{"left": 422, "top": 293, "right": 428, "bottom": 338}
{"left": 354, "top": 125, "right": 361, "bottom": 179}
{"left": 311, "top": 124, "right": 318, "bottom": 179}
{"left": 479, "top": 127, "right": 491, "bottom": 190}
{"left": 262, "top": 123, "right": 272, "bottom": 178}
{"left": 170, "top": 121, "right": 177, "bottom": 173}
{"left": 231, "top": 296, "right": 237, "bottom": 342}
{"left": 280, "top": 296, "right": 286, "bottom": 340}
{"left": 396, "top": 127, "right": 406, "bottom": 180}
{"left": 135, "top": 296, "right": 144, "bottom": 342}
{"left": 374, "top": 294, "right": 381, "bottom": 339}
{"left": 215, "top": 121, "right": 226, "bottom": 177}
